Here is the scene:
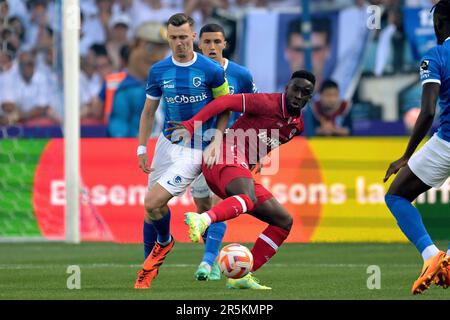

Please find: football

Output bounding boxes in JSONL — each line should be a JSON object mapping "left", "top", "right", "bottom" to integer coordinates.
{"left": 218, "top": 243, "right": 254, "bottom": 279}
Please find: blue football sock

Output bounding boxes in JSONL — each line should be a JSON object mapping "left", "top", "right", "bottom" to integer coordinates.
{"left": 385, "top": 194, "right": 433, "bottom": 253}
{"left": 202, "top": 222, "right": 227, "bottom": 266}
{"left": 202, "top": 227, "right": 209, "bottom": 244}
{"left": 143, "top": 220, "right": 157, "bottom": 259}
{"left": 152, "top": 209, "right": 172, "bottom": 245}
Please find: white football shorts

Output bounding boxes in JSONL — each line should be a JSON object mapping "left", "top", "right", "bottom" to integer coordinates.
{"left": 148, "top": 134, "right": 203, "bottom": 196}
{"left": 408, "top": 133, "right": 450, "bottom": 188}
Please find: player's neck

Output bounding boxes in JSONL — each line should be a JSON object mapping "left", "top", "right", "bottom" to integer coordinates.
{"left": 173, "top": 51, "right": 195, "bottom": 64}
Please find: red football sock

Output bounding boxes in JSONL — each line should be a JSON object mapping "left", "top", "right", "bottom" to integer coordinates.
{"left": 251, "top": 225, "right": 290, "bottom": 272}
{"left": 207, "top": 194, "right": 254, "bottom": 223}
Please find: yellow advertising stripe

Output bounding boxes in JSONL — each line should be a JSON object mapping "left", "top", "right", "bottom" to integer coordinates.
{"left": 307, "top": 138, "right": 413, "bottom": 242}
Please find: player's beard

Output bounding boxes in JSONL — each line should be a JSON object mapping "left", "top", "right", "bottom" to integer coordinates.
{"left": 287, "top": 104, "right": 301, "bottom": 118}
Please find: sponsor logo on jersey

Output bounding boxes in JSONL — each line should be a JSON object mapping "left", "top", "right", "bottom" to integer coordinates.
{"left": 164, "top": 92, "right": 208, "bottom": 105}
{"left": 258, "top": 131, "right": 281, "bottom": 149}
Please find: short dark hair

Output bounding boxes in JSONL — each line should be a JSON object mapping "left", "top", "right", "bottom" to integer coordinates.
{"left": 432, "top": 0, "right": 450, "bottom": 44}
{"left": 286, "top": 17, "right": 331, "bottom": 46}
{"left": 167, "top": 13, "right": 195, "bottom": 28}
{"left": 320, "top": 79, "right": 339, "bottom": 93}
{"left": 433, "top": 0, "right": 450, "bottom": 23}
{"left": 89, "top": 43, "right": 108, "bottom": 57}
{"left": 291, "top": 70, "right": 316, "bottom": 86}
{"left": 199, "top": 23, "right": 225, "bottom": 38}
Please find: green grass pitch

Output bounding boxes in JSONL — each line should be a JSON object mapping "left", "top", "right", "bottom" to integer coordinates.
{"left": 0, "top": 242, "right": 449, "bottom": 300}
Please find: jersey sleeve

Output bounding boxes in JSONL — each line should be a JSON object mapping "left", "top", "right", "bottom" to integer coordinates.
{"left": 420, "top": 49, "right": 441, "bottom": 86}
{"left": 241, "top": 69, "right": 258, "bottom": 94}
{"left": 145, "top": 66, "right": 162, "bottom": 100}
{"left": 210, "top": 67, "right": 230, "bottom": 98}
{"left": 181, "top": 94, "right": 244, "bottom": 135}
{"left": 241, "top": 93, "right": 261, "bottom": 115}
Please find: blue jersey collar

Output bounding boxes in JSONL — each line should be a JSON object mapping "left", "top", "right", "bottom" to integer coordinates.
{"left": 172, "top": 52, "right": 197, "bottom": 67}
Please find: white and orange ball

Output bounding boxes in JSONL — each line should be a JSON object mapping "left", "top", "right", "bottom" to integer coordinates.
{"left": 218, "top": 243, "right": 253, "bottom": 279}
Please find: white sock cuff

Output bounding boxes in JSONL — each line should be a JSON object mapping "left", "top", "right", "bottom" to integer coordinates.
{"left": 259, "top": 233, "right": 279, "bottom": 251}
{"left": 421, "top": 244, "right": 440, "bottom": 261}
{"left": 233, "top": 195, "right": 248, "bottom": 212}
{"left": 200, "top": 212, "right": 212, "bottom": 226}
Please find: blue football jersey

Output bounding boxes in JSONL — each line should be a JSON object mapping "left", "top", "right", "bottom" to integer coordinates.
{"left": 420, "top": 37, "right": 450, "bottom": 142}
{"left": 146, "top": 52, "right": 229, "bottom": 148}
{"left": 224, "top": 59, "right": 258, "bottom": 127}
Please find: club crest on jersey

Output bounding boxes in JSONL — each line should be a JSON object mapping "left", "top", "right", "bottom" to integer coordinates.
{"left": 229, "top": 86, "right": 235, "bottom": 94}
{"left": 193, "top": 77, "right": 202, "bottom": 88}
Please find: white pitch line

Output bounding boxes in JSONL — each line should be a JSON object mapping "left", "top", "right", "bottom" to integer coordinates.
{"left": 0, "top": 263, "right": 420, "bottom": 270}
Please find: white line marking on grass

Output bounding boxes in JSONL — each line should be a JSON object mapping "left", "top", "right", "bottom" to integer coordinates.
{"left": 0, "top": 263, "right": 420, "bottom": 270}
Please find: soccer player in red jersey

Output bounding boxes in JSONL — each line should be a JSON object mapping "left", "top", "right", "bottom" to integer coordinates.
{"left": 166, "top": 70, "right": 315, "bottom": 289}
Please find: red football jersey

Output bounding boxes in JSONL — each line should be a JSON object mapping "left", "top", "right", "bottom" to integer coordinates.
{"left": 182, "top": 93, "right": 304, "bottom": 165}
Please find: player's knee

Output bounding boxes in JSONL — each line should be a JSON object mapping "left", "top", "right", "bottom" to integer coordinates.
{"left": 245, "top": 192, "right": 258, "bottom": 209}
{"left": 279, "top": 214, "right": 293, "bottom": 231}
{"left": 144, "top": 194, "right": 164, "bottom": 216}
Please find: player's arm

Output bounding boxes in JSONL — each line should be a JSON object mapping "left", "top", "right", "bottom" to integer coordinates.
{"left": 137, "top": 98, "right": 160, "bottom": 174}
{"left": 384, "top": 83, "right": 440, "bottom": 182}
{"left": 211, "top": 78, "right": 231, "bottom": 141}
{"left": 167, "top": 94, "right": 245, "bottom": 136}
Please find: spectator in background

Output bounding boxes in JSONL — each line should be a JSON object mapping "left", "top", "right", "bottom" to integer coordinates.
{"left": 80, "top": 55, "right": 105, "bottom": 125}
{"left": 311, "top": 79, "right": 351, "bottom": 136}
{"left": 1, "top": 51, "right": 59, "bottom": 126}
{"left": 107, "top": 21, "right": 169, "bottom": 137}
{"left": 134, "top": 0, "right": 179, "bottom": 26}
{"left": 106, "top": 14, "right": 131, "bottom": 70}
{"left": 282, "top": 17, "right": 331, "bottom": 91}
{"left": 0, "top": 43, "right": 16, "bottom": 125}
{"left": 79, "top": 7, "right": 107, "bottom": 56}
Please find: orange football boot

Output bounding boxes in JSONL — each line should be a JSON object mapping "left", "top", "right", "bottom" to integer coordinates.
{"left": 434, "top": 255, "right": 450, "bottom": 289}
{"left": 134, "top": 237, "right": 175, "bottom": 289}
{"left": 411, "top": 251, "right": 449, "bottom": 295}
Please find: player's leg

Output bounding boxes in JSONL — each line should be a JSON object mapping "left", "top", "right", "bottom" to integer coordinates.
{"left": 142, "top": 134, "right": 171, "bottom": 259}
{"left": 185, "top": 173, "right": 258, "bottom": 243}
{"left": 136, "top": 139, "right": 204, "bottom": 289}
{"left": 385, "top": 135, "right": 450, "bottom": 294}
{"left": 191, "top": 174, "right": 226, "bottom": 280}
{"left": 135, "top": 183, "right": 175, "bottom": 289}
{"left": 227, "top": 185, "right": 288, "bottom": 290}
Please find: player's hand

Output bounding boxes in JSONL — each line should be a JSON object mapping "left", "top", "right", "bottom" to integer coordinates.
{"left": 255, "top": 162, "right": 264, "bottom": 175}
{"left": 165, "top": 121, "right": 191, "bottom": 145}
{"left": 138, "top": 154, "right": 154, "bottom": 174}
{"left": 203, "top": 138, "right": 222, "bottom": 169}
{"left": 383, "top": 157, "right": 408, "bottom": 183}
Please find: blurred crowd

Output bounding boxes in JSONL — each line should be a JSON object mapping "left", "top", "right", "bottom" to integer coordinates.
{"left": 0, "top": 0, "right": 443, "bottom": 137}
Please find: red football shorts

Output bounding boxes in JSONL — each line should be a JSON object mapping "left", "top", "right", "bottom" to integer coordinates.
{"left": 201, "top": 157, "right": 273, "bottom": 210}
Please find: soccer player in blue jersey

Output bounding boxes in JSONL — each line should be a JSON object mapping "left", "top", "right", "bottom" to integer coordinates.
{"left": 134, "top": 13, "right": 230, "bottom": 289}
{"left": 189, "top": 23, "right": 258, "bottom": 281}
{"left": 384, "top": 0, "right": 450, "bottom": 295}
